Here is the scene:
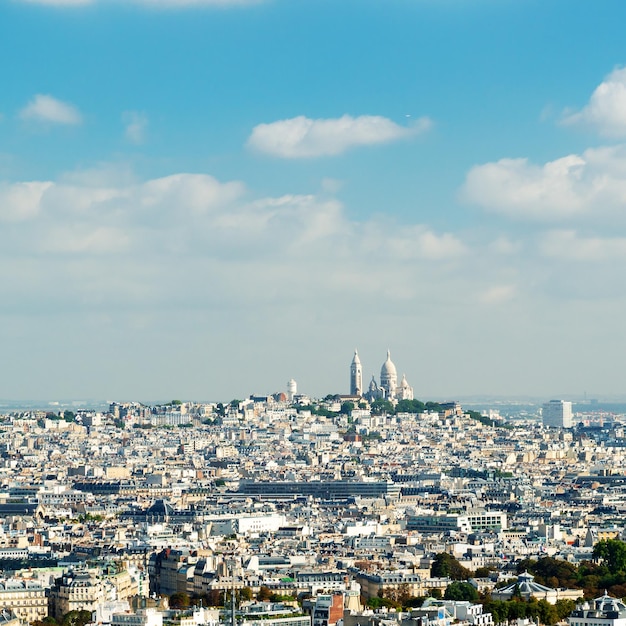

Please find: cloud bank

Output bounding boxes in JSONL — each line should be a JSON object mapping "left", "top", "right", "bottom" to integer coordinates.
{"left": 539, "top": 230, "right": 626, "bottom": 262}
{"left": 0, "top": 169, "right": 464, "bottom": 278}
{"left": 247, "top": 114, "right": 432, "bottom": 158}
{"left": 461, "top": 145, "right": 626, "bottom": 220}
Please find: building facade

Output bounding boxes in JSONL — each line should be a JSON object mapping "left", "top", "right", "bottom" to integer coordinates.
{"left": 0, "top": 580, "right": 48, "bottom": 624}
{"left": 543, "top": 400, "right": 573, "bottom": 428}
{"left": 49, "top": 570, "right": 107, "bottom": 620}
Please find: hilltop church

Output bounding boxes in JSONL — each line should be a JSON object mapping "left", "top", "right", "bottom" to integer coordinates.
{"left": 350, "top": 349, "right": 414, "bottom": 402}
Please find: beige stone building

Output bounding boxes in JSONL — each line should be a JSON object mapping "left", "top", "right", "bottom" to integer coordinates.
{"left": 0, "top": 580, "right": 48, "bottom": 624}
{"left": 49, "top": 570, "right": 106, "bottom": 620}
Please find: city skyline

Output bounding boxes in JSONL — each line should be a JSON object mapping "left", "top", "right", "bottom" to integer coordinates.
{"left": 1, "top": 1, "right": 626, "bottom": 400}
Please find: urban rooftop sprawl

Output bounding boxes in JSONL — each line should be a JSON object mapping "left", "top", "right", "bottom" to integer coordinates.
{"left": 0, "top": 352, "right": 625, "bottom": 626}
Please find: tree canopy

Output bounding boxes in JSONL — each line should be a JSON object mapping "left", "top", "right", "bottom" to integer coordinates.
{"left": 395, "top": 399, "right": 426, "bottom": 413}
{"left": 593, "top": 539, "right": 626, "bottom": 575}
{"left": 370, "top": 399, "right": 394, "bottom": 415}
{"left": 430, "top": 553, "right": 472, "bottom": 580}
{"left": 444, "top": 581, "right": 479, "bottom": 601}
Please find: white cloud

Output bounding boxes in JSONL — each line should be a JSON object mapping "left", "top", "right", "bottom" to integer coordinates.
{"left": 138, "top": 173, "right": 245, "bottom": 217}
{"left": 361, "top": 222, "right": 466, "bottom": 261}
{"left": 19, "top": 94, "right": 82, "bottom": 125}
{"left": 123, "top": 111, "right": 148, "bottom": 144}
{"left": 540, "top": 230, "right": 626, "bottom": 262}
{"left": 247, "top": 114, "right": 432, "bottom": 158}
{"left": 461, "top": 145, "right": 626, "bottom": 220}
{"left": 488, "top": 236, "right": 522, "bottom": 255}
{"left": 0, "top": 169, "right": 464, "bottom": 273}
{"left": 0, "top": 181, "right": 52, "bottom": 221}
{"left": 479, "top": 285, "right": 517, "bottom": 305}
{"left": 42, "top": 225, "right": 131, "bottom": 254}
{"left": 562, "top": 67, "right": 626, "bottom": 138}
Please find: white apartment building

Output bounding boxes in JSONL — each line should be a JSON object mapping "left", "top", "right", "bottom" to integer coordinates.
{"left": 543, "top": 400, "right": 573, "bottom": 428}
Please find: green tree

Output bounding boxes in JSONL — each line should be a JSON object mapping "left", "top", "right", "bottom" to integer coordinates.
{"left": 340, "top": 401, "right": 355, "bottom": 415}
{"left": 466, "top": 410, "right": 495, "bottom": 426}
{"left": 32, "top": 618, "right": 59, "bottom": 626}
{"left": 431, "top": 553, "right": 472, "bottom": 580}
{"left": 484, "top": 599, "right": 509, "bottom": 625}
{"left": 371, "top": 399, "right": 394, "bottom": 415}
{"left": 555, "top": 599, "right": 577, "bottom": 622}
{"left": 516, "top": 559, "right": 538, "bottom": 575}
{"left": 169, "top": 592, "right": 191, "bottom": 609}
{"left": 507, "top": 601, "right": 527, "bottom": 620}
{"left": 367, "top": 596, "right": 401, "bottom": 610}
{"left": 425, "top": 401, "right": 443, "bottom": 412}
{"left": 61, "top": 611, "right": 92, "bottom": 626}
{"left": 474, "top": 566, "right": 495, "bottom": 578}
{"left": 269, "top": 593, "right": 296, "bottom": 602}
{"left": 519, "top": 556, "right": 579, "bottom": 589}
{"left": 444, "top": 581, "right": 479, "bottom": 602}
{"left": 537, "top": 599, "right": 560, "bottom": 625}
{"left": 593, "top": 539, "right": 626, "bottom": 574}
{"left": 395, "top": 399, "right": 426, "bottom": 414}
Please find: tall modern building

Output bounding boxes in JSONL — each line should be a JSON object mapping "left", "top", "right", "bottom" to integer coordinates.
{"left": 350, "top": 349, "right": 363, "bottom": 396}
{"left": 287, "top": 379, "right": 297, "bottom": 402}
{"left": 543, "top": 399, "right": 573, "bottom": 428}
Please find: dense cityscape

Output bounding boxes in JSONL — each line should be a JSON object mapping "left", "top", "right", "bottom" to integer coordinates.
{"left": 3, "top": 2, "right": 626, "bottom": 626}
{"left": 0, "top": 352, "right": 625, "bottom": 626}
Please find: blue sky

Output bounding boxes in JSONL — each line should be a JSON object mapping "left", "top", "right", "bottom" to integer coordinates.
{"left": 1, "top": 0, "right": 626, "bottom": 402}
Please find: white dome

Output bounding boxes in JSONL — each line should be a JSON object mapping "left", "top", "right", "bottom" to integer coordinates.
{"left": 381, "top": 350, "right": 397, "bottom": 378}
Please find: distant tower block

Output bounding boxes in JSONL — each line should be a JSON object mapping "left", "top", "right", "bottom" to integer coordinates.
{"left": 287, "top": 379, "right": 297, "bottom": 402}
{"left": 542, "top": 399, "right": 573, "bottom": 428}
{"left": 350, "top": 349, "right": 363, "bottom": 396}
